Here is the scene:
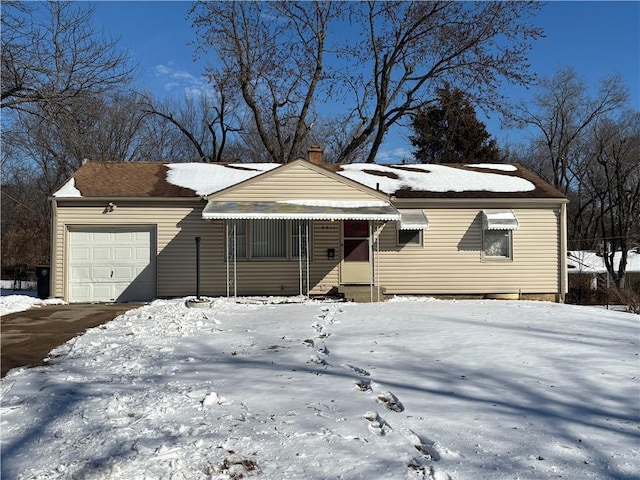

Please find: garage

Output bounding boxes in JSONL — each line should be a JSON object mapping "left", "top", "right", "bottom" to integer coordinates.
{"left": 67, "top": 226, "right": 156, "bottom": 303}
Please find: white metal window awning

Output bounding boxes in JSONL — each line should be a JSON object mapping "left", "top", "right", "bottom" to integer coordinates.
{"left": 397, "top": 209, "right": 429, "bottom": 230}
{"left": 202, "top": 200, "right": 401, "bottom": 221}
{"left": 482, "top": 210, "right": 519, "bottom": 230}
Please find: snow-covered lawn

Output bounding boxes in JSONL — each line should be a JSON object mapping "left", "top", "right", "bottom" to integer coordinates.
{"left": 1, "top": 297, "right": 638, "bottom": 479}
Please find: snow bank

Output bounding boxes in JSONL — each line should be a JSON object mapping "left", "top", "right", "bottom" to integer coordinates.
{"left": 1, "top": 298, "right": 638, "bottom": 479}
{"left": 0, "top": 294, "right": 65, "bottom": 316}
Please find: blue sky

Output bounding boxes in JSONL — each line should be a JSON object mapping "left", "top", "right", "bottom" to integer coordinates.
{"left": 91, "top": 1, "right": 640, "bottom": 161}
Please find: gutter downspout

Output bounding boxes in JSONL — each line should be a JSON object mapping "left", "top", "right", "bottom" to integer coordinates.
{"left": 376, "top": 222, "right": 381, "bottom": 302}
{"left": 560, "top": 202, "right": 568, "bottom": 302}
{"left": 306, "top": 221, "right": 310, "bottom": 298}
{"left": 49, "top": 197, "right": 57, "bottom": 300}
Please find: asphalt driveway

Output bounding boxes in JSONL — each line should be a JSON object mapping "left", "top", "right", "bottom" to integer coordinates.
{"left": 1, "top": 303, "right": 142, "bottom": 377}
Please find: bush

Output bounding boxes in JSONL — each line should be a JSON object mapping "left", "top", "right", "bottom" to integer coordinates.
{"left": 566, "top": 285, "right": 640, "bottom": 314}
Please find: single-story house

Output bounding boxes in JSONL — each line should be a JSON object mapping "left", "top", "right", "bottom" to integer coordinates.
{"left": 567, "top": 249, "right": 640, "bottom": 291}
{"left": 50, "top": 147, "right": 568, "bottom": 303}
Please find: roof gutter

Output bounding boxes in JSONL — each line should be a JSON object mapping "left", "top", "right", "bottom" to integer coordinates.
{"left": 49, "top": 196, "right": 204, "bottom": 203}
{"left": 391, "top": 197, "right": 569, "bottom": 207}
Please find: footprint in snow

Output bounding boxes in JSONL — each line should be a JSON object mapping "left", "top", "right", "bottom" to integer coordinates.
{"left": 341, "top": 363, "right": 370, "bottom": 377}
{"left": 363, "top": 410, "right": 390, "bottom": 436}
{"left": 405, "top": 428, "right": 441, "bottom": 461}
{"left": 310, "top": 322, "right": 329, "bottom": 338}
{"left": 317, "top": 305, "right": 342, "bottom": 325}
{"left": 315, "top": 340, "right": 329, "bottom": 355}
{"left": 354, "top": 379, "right": 372, "bottom": 392}
{"left": 308, "top": 354, "right": 329, "bottom": 366}
{"left": 407, "top": 462, "right": 451, "bottom": 480}
{"left": 376, "top": 391, "right": 404, "bottom": 412}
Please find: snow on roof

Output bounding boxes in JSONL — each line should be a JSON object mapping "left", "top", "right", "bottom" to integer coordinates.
{"left": 52, "top": 159, "right": 554, "bottom": 199}
{"left": 166, "top": 163, "right": 280, "bottom": 196}
{"left": 338, "top": 163, "right": 535, "bottom": 195}
{"left": 567, "top": 250, "right": 640, "bottom": 273}
{"left": 467, "top": 164, "right": 518, "bottom": 172}
{"left": 52, "top": 178, "right": 82, "bottom": 198}
{"left": 279, "top": 199, "right": 390, "bottom": 208}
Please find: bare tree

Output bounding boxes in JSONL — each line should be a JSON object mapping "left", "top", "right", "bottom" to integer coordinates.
{"left": 337, "top": 1, "right": 542, "bottom": 163}
{"left": 142, "top": 72, "right": 244, "bottom": 163}
{"left": 4, "top": 93, "right": 152, "bottom": 191}
{"left": 1, "top": 1, "right": 135, "bottom": 113}
{"left": 191, "top": 1, "right": 339, "bottom": 164}
{"left": 191, "top": 1, "right": 543, "bottom": 164}
{"left": 583, "top": 112, "right": 640, "bottom": 289}
{"left": 503, "top": 67, "right": 628, "bottom": 193}
{"left": 1, "top": 134, "right": 52, "bottom": 271}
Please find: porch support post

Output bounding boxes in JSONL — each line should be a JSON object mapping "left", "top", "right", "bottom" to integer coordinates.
{"left": 195, "top": 236, "right": 201, "bottom": 299}
{"left": 375, "top": 221, "right": 381, "bottom": 302}
{"left": 233, "top": 222, "right": 237, "bottom": 297}
{"left": 225, "top": 220, "right": 237, "bottom": 298}
{"left": 298, "top": 222, "right": 303, "bottom": 296}
{"left": 226, "top": 221, "right": 229, "bottom": 298}
{"left": 369, "top": 221, "right": 374, "bottom": 302}
{"left": 297, "top": 221, "right": 310, "bottom": 298}
{"left": 306, "top": 221, "right": 310, "bottom": 297}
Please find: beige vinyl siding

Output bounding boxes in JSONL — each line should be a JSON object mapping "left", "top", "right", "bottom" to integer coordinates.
{"left": 53, "top": 199, "right": 562, "bottom": 300}
{"left": 377, "top": 208, "right": 561, "bottom": 295}
{"left": 53, "top": 200, "right": 340, "bottom": 300}
{"left": 215, "top": 162, "right": 384, "bottom": 202}
{"left": 53, "top": 201, "right": 207, "bottom": 299}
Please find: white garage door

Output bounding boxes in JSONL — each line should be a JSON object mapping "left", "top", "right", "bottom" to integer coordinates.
{"left": 68, "top": 227, "right": 156, "bottom": 303}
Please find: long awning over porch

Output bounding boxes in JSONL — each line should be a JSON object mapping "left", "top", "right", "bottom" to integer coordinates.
{"left": 202, "top": 200, "right": 401, "bottom": 221}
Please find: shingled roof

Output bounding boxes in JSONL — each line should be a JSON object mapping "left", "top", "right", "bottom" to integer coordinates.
{"left": 334, "top": 163, "right": 565, "bottom": 199}
{"left": 54, "top": 160, "right": 566, "bottom": 200}
{"left": 70, "top": 162, "right": 196, "bottom": 197}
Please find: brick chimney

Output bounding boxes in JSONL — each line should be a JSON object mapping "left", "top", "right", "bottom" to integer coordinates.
{"left": 307, "top": 145, "right": 324, "bottom": 165}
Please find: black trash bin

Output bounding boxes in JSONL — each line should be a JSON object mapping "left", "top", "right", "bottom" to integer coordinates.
{"left": 35, "top": 265, "right": 50, "bottom": 299}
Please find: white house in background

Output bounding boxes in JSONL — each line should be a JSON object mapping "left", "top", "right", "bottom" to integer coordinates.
{"left": 567, "top": 250, "right": 640, "bottom": 290}
{"left": 50, "top": 147, "right": 568, "bottom": 303}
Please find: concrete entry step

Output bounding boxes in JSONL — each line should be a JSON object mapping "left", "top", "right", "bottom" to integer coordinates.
{"left": 338, "top": 285, "right": 386, "bottom": 303}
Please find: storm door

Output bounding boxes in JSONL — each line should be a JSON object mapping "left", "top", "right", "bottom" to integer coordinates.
{"left": 341, "top": 220, "right": 371, "bottom": 284}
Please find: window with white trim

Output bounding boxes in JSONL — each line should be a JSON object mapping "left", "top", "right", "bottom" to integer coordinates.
{"left": 483, "top": 229, "right": 512, "bottom": 259}
{"left": 396, "top": 209, "right": 428, "bottom": 247}
{"left": 481, "top": 210, "right": 518, "bottom": 260}
{"left": 397, "top": 229, "right": 422, "bottom": 246}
